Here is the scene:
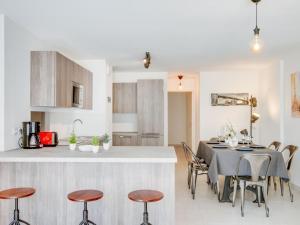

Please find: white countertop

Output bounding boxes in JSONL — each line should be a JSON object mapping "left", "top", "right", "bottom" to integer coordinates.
{"left": 0, "top": 146, "right": 177, "bottom": 163}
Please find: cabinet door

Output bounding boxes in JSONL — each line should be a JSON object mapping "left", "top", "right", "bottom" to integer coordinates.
{"left": 138, "top": 135, "right": 163, "bottom": 146}
{"left": 31, "top": 51, "right": 56, "bottom": 107}
{"left": 55, "top": 53, "right": 70, "bottom": 107}
{"left": 83, "top": 70, "right": 93, "bottom": 110}
{"left": 113, "top": 83, "right": 137, "bottom": 113}
{"left": 137, "top": 80, "right": 164, "bottom": 135}
{"left": 113, "top": 134, "right": 138, "bottom": 146}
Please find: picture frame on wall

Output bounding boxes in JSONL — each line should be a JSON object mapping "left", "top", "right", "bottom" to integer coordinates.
{"left": 291, "top": 72, "right": 300, "bottom": 117}
{"left": 211, "top": 93, "right": 249, "bottom": 106}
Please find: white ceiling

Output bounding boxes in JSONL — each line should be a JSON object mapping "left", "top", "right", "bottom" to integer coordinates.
{"left": 0, "top": 0, "right": 300, "bottom": 72}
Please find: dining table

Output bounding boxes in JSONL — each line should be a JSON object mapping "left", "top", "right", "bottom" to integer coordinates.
{"left": 196, "top": 141, "right": 289, "bottom": 203}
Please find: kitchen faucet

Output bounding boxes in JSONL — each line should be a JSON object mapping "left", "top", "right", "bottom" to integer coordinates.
{"left": 72, "top": 119, "right": 83, "bottom": 135}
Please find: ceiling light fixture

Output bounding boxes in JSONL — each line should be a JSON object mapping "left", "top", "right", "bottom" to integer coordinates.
{"left": 178, "top": 75, "right": 183, "bottom": 90}
{"left": 251, "top": 0, "right": 263, "bottom": 53}
{"left": 143, "top": 52, "right": 151, "bottom": 69}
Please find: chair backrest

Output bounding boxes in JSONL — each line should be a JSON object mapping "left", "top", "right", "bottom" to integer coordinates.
{"left": 280, "top": 145, "right": 298, "bottom": 170}
{"left": 236, "top": 154, "right": 272, "bottom": 182}
{"left": 182, "top": 142, "right": 206, "bottom": 169}
{"left": 268, "top": 141, "right": 281, "bottom": 151}
{"left": 182, "top": 142, "right": 193, "bottom": 164}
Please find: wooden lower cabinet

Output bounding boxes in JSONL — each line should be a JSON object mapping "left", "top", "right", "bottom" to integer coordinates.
{"left": 113, "top": 134, "right": 138, "bottom": 146}
{"left": 138, "top": 135, "right": 164, "bottom": 146}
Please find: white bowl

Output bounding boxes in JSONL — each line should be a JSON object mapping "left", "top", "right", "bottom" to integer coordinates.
{"left": 78, "top": 145, "right": 93, "bottom": 152}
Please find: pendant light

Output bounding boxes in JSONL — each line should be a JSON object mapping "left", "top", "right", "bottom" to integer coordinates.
{"left": 251, "top": 0, "right": 263, "bottom": 52}
{"left": 178, "top": 75, "right": 183, "bottom": 90}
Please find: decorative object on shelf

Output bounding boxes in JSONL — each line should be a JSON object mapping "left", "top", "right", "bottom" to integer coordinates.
{"left": 291, "top": 72, "right": 300, "bottom": 117}
{"left": 68, "top": 133, "right": 77, "bottom": 151}
{"left": 250, "top": 0, "right": 263, "bottom": 52}
{"left": 143, "top": 52, "right": 151, "bottom": 69}
{"left": 211, "top": 93, "right": 249, "bottom": 106}
{"left": 102, "top": 133, "right": 111, "bottom": 150}
{"left": 224, "top": 123, "right": 238, "bottom": 148}
{"left": 178, "top": 75, "right": 183, "bottom": 90}
{"left": 91, "top": 136, "right": 100, "bottom": 153}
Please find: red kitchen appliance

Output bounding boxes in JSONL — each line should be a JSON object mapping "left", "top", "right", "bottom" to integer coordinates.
{"left": 39, "top": 132, "right": 58, "bottom": 147}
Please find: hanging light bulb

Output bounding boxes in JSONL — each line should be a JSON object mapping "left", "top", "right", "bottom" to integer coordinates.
{"left": 178, "top": 75, "right": 183, "bottom": 90}
{"left": 251, "top": 29, "right": 263, "bottom": 52}
{"left": 250, "top": 0, "right": 263, "bottom": 53}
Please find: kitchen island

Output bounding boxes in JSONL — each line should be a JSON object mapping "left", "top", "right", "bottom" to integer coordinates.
{"left": 0, "top": 146, "right": 177, "bottom": 225}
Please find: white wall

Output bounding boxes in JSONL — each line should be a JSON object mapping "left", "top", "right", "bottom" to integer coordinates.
{"left": 258, "top": 61, "right": 283, "bottom": 146}
{"left": 0, "top": 15, "right": 4, "bottom": 150}
{"left": 168, "top": 93, "right": 189, "bottom": 145}
{"left": 2, "top": 16, "right": 48, "bottom": 150}
{"left": 113, "top": 72, "right": 168, "bottom": 146}
{"left": 45, "top": 60, "right": 111, "bottom": 139}
{"left": 280, "top": 51, "right": 300, "bottom": 187}
{"left": 199, "top": 71, "right": 260, "bottom": 141}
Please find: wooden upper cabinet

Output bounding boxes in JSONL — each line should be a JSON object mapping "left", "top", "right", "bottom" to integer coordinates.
{"left": 137, "top": 79, "right": 164, "bottom": 135}
{"left": 31, "top": 51, "right": 93, "bottom": 109}
{"left": 113, "top": 83, "right": 137, "bottom": 113}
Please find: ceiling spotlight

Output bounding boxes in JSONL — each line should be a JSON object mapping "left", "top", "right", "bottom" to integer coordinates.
{"left": 143, "top": 52, "right": 151, "bottom": 69}
{"left": 178, "top": 75, "right": 183, "bottom": 90}
{"left": 251, "top": 0, "right": 263, "bottom": 53}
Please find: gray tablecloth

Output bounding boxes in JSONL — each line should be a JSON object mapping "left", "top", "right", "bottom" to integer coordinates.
{"left": 197, "top": 141, "right": 289, "bottom": 184}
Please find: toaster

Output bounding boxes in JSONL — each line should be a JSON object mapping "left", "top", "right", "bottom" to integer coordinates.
{"left": 39, "top": 131, "right": 58, "bottom": 147}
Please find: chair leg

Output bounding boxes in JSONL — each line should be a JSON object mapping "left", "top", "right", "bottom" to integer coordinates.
{"left": 232, "top": 179, "right": 238, "bottom": 207}
{"left": 257, "top": 186, "right": 261, "bottom": 207}
{"left": 216, "top": 181, "right": 220, "bottom": 200}
{"left": 191, "top": 170, "right": 196, "bottom": 199}
{"left": 273, "top": 177, "right": 277, "bottom": 191}
{"left": 262, "top": 181, "right": 269, "bottom": 217}
{"left": 206, "top": 174, "right": 210, "bottom": 185}
{"left": 187, "top": 163, "right": 192, "bottom": 189}
{"left": 193, "top": 172, "right": 198, "bottom": 199}
{"left": 280, "top": 178, "right": 284, "bottom": 196}
{"left": 287, "top": 181, "right": 294, "bottom": 202}
{"left": 240, "top": 181, "right": 245, "bottom": 217}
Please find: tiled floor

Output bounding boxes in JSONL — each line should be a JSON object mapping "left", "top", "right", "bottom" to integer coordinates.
{"left": 175, "top": 145, "right": 300, "bottom": 225}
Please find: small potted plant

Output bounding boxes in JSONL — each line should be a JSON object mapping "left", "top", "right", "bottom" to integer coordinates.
{"left": 68, "top": 133, "right": 77, "bottom": 151}
{"left": 91, "top": 136, "right": 100, "bottom": 153}
{"left": 102, "top": 133, "right": 111, "bottom": 150}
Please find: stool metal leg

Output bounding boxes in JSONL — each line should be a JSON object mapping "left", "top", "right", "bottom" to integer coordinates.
{"left": 78, "top": 202, "right": 97, "bottom": 225}
{"left": 141, "top": 202, "right": 152, "bottom": 225}
{"left": 8, "top": 199, "right": 31, "bottom": 225}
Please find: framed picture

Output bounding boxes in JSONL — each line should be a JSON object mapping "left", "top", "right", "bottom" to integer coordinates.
{"left": 291, "top": 72, "right": 300, "bottom": 117}
{"left": 211, "top": 93, "right": 249, "bottom": 106}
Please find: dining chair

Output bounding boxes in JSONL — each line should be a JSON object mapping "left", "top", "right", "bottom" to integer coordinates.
{"left": 279, "top": 145, "right": 298, "bottom": 202}
{"left": 182, "top": 142, "right": 208, "bottom": 199}
{"left": 232, "top": 153, "right": 272, "bottom": 217}
{"left": 268, "top": 141, "right": 281, "bottom": 151}
{"left": 267, "top": 141, "right": 282, "bottom": 191}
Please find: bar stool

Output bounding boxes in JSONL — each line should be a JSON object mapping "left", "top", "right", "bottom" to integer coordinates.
{"left": 0, "top": 187, "right": 35, "bottom": 225}
{"left": 128, "top": 189, "right": 164, "bottom": 225}
{"left": 68, "top": 189, "right": 103, "bottom": 225}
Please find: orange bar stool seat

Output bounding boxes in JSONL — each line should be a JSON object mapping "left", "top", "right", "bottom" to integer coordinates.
{"left": 0, "top": 187, "right": 36, "bottom": 225}
{"left": 128, "top": 190, "right": 164, "bottom": 225}
{"left": 68, "top": 189, "right": 103, "bottom": 225}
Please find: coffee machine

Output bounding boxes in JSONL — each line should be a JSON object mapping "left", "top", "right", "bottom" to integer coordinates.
{"left": 19, "top": 122, "right": 42, "bottom": 149}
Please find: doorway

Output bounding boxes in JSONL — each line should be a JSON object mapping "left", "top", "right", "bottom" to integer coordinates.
{"left": 168, "top": 92, "right": 192, "bottom": 147}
